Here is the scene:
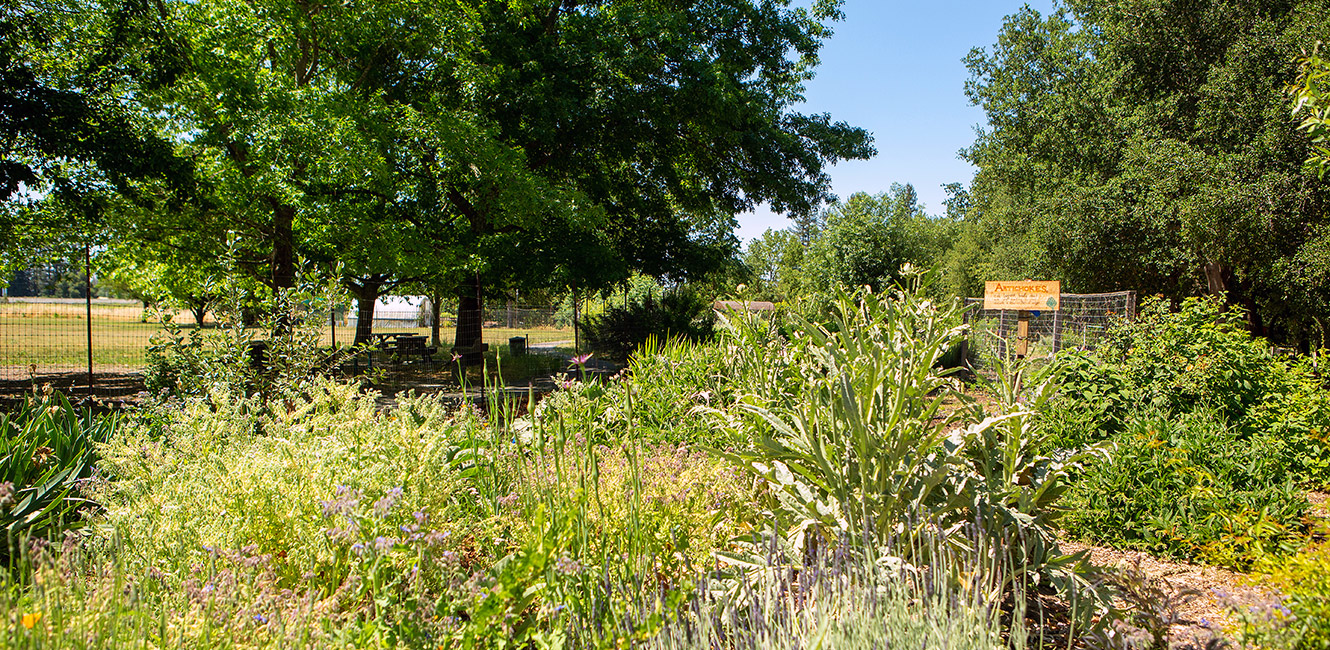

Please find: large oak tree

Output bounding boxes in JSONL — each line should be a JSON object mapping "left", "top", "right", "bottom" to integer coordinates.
{"left": 24, "top": 0, "right": 873, "bottom": 349}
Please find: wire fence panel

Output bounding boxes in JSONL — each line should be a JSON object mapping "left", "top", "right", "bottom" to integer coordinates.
{"left": 0, "top": 298, "right": 165, "bottom": 398}
{"left": 963, "top": 291, "right": 1136, "bottom": 362}
{"left": 0, "top": 298, "right": 572, "bottom": 399}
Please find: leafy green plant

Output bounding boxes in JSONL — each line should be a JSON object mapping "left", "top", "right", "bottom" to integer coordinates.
{"left": 711, "top": 281, "right": 973, "bottom": 554}
{"left": 144, "top": 263, "right": 351, "bottom": 404}
{"left": 1044, "top": 295, "right": 1330, "bottom": 567}
{"left": 966, "top": 351, "right": 1107, "bottom": 599}
{"left": 1061, "top": 409, "right": 1309, "bottom": 569}
{"left": 1043, "top": 348, "right": 1134, "bottom": 448}
{"left": 1, "top": 387, "right": 118, "bottom": 561}
{"left": 617, "top": 335, "right": 736, "bottom": 445}
{"left": 709, "top": 271, "right": 1106, "bottom": 628}
{"left": 1244, "top": 358, "right": 1330, "bottom": 489}
{"left": 1098, "top": 297, "right": 1281, "bottom": 423}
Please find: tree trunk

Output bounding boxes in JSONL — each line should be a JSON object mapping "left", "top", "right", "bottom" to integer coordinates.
{"left": 272, "top": 204, "right": 296, "bottom": 289}
{"left": 453, "top": 273, "right": 484, "bottom": 363}
{"left": 1203, "top": 260, "right": 1226, "bottom": 296}
{"left": 347, "top": 277, "right": 385, "bottom": 346}
{"left": 270, "top": 202, "right": 298, "bottom": 337}
{"left": 428, "top": 288, "right": 443, "bottom": 348}
{"left": 190, "top": 300, "right": 208, "bottom": 328}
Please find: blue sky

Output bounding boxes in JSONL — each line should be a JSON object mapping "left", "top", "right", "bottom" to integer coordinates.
{"left": 735, "top": 0, "right": 1057, "bottom": 244}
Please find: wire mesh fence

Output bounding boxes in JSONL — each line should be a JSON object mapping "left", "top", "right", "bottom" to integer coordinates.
{"left": 963, "top": 291, "right": 1136, "bottom": 363}
{"left": 0, "top": 298, "right": 571, "bottom": 400}
{"left": 4, "top": 288, "right": 1137, "bottom": 398}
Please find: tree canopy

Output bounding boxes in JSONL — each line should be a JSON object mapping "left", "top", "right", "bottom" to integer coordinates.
{"left": 962, "top": 0, "right": 1330, "bottom": 344}
{"left": 4, "top": 0, "right": 873, "bottom": 347}
{"left": 0, "top": 0, "right": 192, "bottom": 275}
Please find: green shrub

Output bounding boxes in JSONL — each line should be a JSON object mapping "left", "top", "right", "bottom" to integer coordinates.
{"left": 532, "top": 336, "right": 741, "bottom": 447}
{"left": 1245, "top": 359, "right": 1330, "bottom": 489}
{"left": 63, "top": 363, "right": 754, "bottom": 647}
{"left": 1060, "top": 409, "right": 1309, "bottom": 569}
{"left": 145, "top": 267, "right": 346, "bottom": 401}
{"left": 582, "top": 288, "right": 715, "bottom": 363}
{"left": 1, "top": 388, "right": 119, "bottom": 561}
{"left": 1045, "top": 295, "right": 1330, "bottom": 567}
{"left": 1042, "top": 348, "right": 1134, "bottom": 449}
{"left": 1089, "top": 296, "right": 1330, "bottom": 476}
{"left": 1098, "top": 297, "right": 1275, "bottom": 421}
{"left": 616, "top": 336, "right": 737, "bottom": 445}
{"left": 91, "top": 381, "right": 495, "bottom": 590}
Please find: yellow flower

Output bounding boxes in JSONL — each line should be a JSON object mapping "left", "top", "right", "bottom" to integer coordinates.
{"left": 21, "top": 612, "right": 41, "bottom": 629}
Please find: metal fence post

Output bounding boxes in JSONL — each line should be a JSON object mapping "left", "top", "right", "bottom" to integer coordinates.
{"left": 85, "top": 245, "right": 94, "bottom": 395}
{"left": 1052, "top": 298, "right": 1062, "bottom": 353}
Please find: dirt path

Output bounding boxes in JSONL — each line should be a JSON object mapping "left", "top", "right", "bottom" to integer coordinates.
{"left": 1059, "top": 539, "right": 1268, "bottom": 647}
{"left": 1060, "top": 490, "right": 1329, "bottom": 648}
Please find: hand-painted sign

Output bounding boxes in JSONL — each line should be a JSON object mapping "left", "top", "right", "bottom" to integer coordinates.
{"left": 984, "top": 281, "right": 1061, "bottom": 311}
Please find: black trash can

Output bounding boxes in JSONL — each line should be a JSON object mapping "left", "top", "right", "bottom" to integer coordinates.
{"left": 508, "top": 336, "right": 527, "bottom": 356}
{"left": 247, "top": 340, "right": 268, "bottom": 371}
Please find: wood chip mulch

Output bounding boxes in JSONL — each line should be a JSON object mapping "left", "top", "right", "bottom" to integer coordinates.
{"left": 1058, "top": 490, "right": 1330, "bottom": 649}
{"left": 1058, "top": 539, "right": 1268, "bottom": 648}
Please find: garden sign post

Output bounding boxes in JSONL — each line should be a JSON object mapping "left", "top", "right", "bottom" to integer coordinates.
{"left": 984, "top": 281, "right": 1061, "bottom": 358}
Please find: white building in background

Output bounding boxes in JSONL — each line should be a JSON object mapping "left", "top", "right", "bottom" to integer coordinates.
{"left": 344, "top": 295, "right": 429, "bottom": 327}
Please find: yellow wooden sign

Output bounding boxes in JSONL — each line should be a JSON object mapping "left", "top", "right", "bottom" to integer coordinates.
{"left": 984, "top": 281, "right": 1061, "bottom": 311}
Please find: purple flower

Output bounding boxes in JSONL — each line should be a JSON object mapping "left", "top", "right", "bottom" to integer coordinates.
{"left": 373, "top": 487, "right": 403, "bottom": 517}
{"left": 323, "top": 522, "right": 359, "bottom": 543}
{"left": 570, "top": 353, "right": 593, "bottom": 367}
{"left": 554, "top": 555, "right": 582, "bottom": 576}
{"left": 374, "top": 536, "right": 396, "bottom": 553}
{"left": 320, "top": 485, "right": 362, "bottom": 518}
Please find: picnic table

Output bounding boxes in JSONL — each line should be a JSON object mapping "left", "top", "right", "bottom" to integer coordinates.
{"left": 371, "top": 333, "right": 435, "bottom": 363}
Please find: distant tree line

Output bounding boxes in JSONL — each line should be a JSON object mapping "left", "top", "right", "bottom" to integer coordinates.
{"left": 3, "top": 264, "right": 90, "bottom": 299}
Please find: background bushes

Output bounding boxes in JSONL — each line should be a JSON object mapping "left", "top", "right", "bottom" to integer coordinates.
{"left": 1045, "top": 296, "right": 1329, "bottom": 568}
{"left": 1059, "top": 409, "right": 1308, "bottom": 569}
{"left": 582, "top": 288, "right": 716, "bottom": 363}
